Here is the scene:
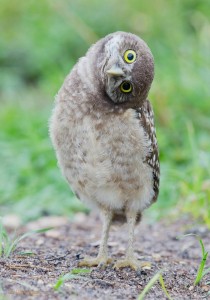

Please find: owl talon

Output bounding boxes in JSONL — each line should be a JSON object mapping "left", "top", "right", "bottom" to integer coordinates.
{"left": 113, "top": 257, "right": 142, "bottom": 271}
{"left": 78, "top": 256, "right": 112, "bottom": 268}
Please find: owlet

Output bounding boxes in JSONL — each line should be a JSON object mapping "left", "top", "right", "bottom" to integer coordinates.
{"left": 50, "top": 31, "right": 160, "bottom": 270}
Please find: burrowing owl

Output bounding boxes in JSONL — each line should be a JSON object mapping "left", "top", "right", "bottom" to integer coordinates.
{"left": 50, "top": 31, "right": 159, "bottom": 270}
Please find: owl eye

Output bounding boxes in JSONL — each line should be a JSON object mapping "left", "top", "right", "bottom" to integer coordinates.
{"left": 120, "top": 81, "right": 132, "bottom": 93}
{"left": 124, "top": 50, "right": 136, "bottom": 63}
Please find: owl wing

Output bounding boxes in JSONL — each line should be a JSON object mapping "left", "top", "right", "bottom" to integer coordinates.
{"left": 135, "top": 100, "right": 160, "bottom": 202}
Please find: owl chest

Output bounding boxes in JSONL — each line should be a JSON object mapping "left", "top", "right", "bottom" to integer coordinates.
{"left": 59, "top": 110, "right": 151, "bottom": 198}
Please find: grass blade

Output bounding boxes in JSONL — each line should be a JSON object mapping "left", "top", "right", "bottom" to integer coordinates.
{"left": 138, "top": 271, "right": 173, "bottom": 300}
{"left": 159, "top": 274, "right": 173, "bottom": 300}
{"left": 199, "top": 239, "right": 205, "bottom": 258}
{"left": 16, "top": 251, "right": 35, "bottom": 256}
{"left": 177, "top": 234, "right": 209, "bottom": 286}
{"left": 2, "top": 230, "right": 10, "bottom": 258}
{"left": 54, "top": 268, "right": 91, "bottom": 291}
{"left": 138, "top": 272, "right": 160, "bottom": 300}
{"left": 1, "top": 226, "right": 53, "bottom": 258}
{"left": 54, "top": 274, "right": 77, "bottom": 290}
{"left": 194, "top": 252, "right": 208, "bottom": 285}
{"left": 194, "top": 239, "right": 208, "bottom": 285}
{"left": 7, "top": 227, "right": 53, "bottom": 257}
{"left": 32, "top": 227, "right": 54, "bottom": 234}
{"left": 14, "top": 227, "right": 54, "bottom": 244}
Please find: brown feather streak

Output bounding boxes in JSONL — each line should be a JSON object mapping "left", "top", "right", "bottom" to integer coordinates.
{"left": 135, "top": 100, "right": 160, "bottom": 202}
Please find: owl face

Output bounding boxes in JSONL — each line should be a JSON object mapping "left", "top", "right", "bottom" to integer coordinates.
{"left": 98, "top": 32, "right": 154, "bottom": 105}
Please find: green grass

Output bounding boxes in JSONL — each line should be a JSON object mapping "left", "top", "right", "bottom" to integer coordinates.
{"left": 54, "top": 268, "right": 91, "bottom": 291}
{"left": 0, "top": 0, "right": 210, "bottom": 223}
{"left": 194, "top": 239, "right": 210, "bottom": 286}
{"left": 185, "top": 236, "right": 210, "bottom": 287}
{"left": 0, "top": 93, "right": 85, "bottom": 221}
{"left": 138, "top": 271, "right": 173, "bottom": 300}
{"left": 178, "top": 234, "right": 210, "bottom": 286}
{"left": 0, "top": 219, "right": 52, "bottom": 258}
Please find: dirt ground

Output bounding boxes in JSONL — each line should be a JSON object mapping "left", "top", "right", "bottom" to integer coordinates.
{"left": 0, "top": 213, "right": 210, "bottom": 300}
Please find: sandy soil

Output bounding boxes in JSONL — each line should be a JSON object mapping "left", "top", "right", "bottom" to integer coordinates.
{"left": 0, "top": 213, "right": 210, "bottom": 300}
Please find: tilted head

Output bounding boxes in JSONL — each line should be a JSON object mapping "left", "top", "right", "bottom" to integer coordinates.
{"left": 86, "top": 31, "right": 154, "bottom": 107}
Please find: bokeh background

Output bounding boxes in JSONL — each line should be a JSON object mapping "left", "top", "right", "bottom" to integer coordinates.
{"left": 1, "top": 0, "right": 210, "bottom": 224}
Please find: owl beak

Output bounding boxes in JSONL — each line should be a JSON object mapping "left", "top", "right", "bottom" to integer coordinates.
{"left": 106, "top": 66, "right": 124, "bottom": 76}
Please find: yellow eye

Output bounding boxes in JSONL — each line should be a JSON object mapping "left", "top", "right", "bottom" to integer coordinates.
{"left": 124, "top": 50, "right": 136, "bottom": 63}
{"left": 120, "top": 81, "right": 132, "bottom": 93}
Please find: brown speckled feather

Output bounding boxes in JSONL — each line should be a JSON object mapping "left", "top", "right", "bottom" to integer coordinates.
{"left": 135, "top": 100, "right": 160, "bottom": 202}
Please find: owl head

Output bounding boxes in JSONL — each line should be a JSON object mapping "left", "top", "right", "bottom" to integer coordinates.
{"left": 88, "top": 32, "right": 154, "bottom": 106}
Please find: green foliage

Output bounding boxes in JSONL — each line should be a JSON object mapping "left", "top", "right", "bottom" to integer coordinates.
{"left": 194, "top": 239, "right": 209, "bottom": 285}
{"left": 0, "top": 219, "right": 52, "bottom": 258}
{"left": 175, "top": 121, "right": 210, "bottom": 226}
{"left": 138, "top": 271, "right": 173, "bottom": 300}
{"left": 54, "top": 268, "right": 91, "bottom": 291}
{"left": 178, "top": 234, "right": 210, "bottom": 286}
{"left": 0, "top": 94, "right": 85, "bottom": 221}
{"left": 0, "top": 0, "right": 210, "bottom": 222}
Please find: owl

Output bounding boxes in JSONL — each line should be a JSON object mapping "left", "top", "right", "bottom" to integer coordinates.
{"left": 49, "top": 31, "right": 160, "bottom": 271}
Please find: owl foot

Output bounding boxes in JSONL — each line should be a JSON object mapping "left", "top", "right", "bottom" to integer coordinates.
{"left": 78, "top": 256, "right": 112, "bottom": 268}
{"left": 113, "top": 257, "right": 142, "bottom": 271}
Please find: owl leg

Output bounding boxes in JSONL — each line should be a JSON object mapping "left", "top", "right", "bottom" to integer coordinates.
{"left": 113, "top": 211, "right": 142, "bottom": 271}
{"left": 78, "top": 209, "right": 113, "bottom": 268}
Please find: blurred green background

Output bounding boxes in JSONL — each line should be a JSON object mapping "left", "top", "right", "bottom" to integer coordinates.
{"left": 0, "top": 0, "right": 210, "bottom": 224}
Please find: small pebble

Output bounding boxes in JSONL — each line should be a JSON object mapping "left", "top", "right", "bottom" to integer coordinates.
{"left": 202, "top": 285, "right": 210, "bottom": 292}
{"left": 76, "top": 253, "right": 81, "bottom": 260}
{"left": 137, "top": 270, "right": 147, "bottom": 276}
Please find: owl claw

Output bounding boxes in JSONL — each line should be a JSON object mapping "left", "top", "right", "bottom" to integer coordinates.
{"left": 98, "top": 258, "right": 112, "bottom": 269}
